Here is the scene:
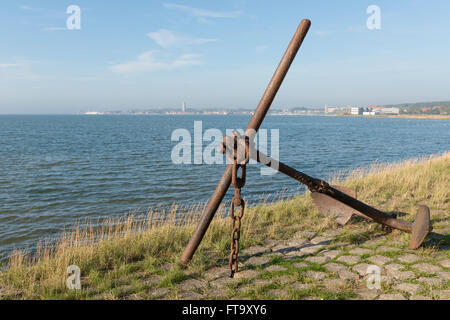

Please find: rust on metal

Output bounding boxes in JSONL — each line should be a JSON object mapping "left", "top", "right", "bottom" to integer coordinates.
{"left": 311, "top": 186, "right": 397, "bottom": 227}
{"left": 179, "top": 19, "right": 312, "bottom": 266}
{"left": 409, "top": 205, "right": 432, "bottom": 249}
{"left": 179, "top": 17, "right": 432, "bottom": 271}
{"left": 252, "top": 148, "right": 432, "bottom": 249}
{"left": 311, "top": 185, "right": 360, "bottom": 225}
{"left": 228, "top": 135, "right": 249, "bottom": 277}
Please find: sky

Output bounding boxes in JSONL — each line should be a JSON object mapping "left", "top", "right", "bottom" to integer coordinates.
{"left": 1, "top": 0, "right": 450, "bottom": 114}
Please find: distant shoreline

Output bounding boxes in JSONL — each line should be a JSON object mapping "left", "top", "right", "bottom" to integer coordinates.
{"left": 336, "top": 114, "right": 450, "bottom": 120}
{"left": 1, "top": 113, "right": 449, "bottom": 119}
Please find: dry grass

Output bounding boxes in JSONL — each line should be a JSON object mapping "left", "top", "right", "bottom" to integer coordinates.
{"left": 0, "top": 152, "right": 449, "bottom": 299}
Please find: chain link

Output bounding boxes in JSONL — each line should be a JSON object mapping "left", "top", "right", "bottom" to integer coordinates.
{"left": 229, "top": 135, "right": 249, "bottom": 278}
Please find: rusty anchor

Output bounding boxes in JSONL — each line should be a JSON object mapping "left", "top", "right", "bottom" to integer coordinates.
{"left": 179, "top": 18, "right": 433, "bottom": 269}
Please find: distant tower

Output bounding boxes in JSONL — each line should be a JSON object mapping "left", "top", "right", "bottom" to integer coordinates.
{"left": 325, "top": 104, "right": 328, "bottom": 113}
{"left": 182, "top": 101, "right": 186, "bottom": 113}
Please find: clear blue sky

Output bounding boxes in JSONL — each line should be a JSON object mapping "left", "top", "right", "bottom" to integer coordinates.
{"left": 1, "top": 0, "right": 450, "bottom": 114}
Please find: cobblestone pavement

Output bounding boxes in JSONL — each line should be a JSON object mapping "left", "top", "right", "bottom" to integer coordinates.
{"left": 151, "top": 227, "right": 449, "bottom": 300}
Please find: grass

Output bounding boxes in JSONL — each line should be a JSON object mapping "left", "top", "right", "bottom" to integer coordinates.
{"left": 0, "top": 152, "right": 449, "bottom": 300}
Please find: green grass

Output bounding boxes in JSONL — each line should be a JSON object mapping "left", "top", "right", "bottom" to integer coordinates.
{"left": 0, "top": 152, "right": 449, "bottom": 300}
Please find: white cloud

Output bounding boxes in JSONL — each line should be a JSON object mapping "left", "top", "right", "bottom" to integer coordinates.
{"left": 44, "top": 27, "right": 67, "bottom": 31}
{"left": 163, "top": 3, "right": 241, "bottom": 19}
{"left": 19, "top": 5, "right": 36, "bottom": 11}
{"left": 109, "top": 51, "right": 202, "bottom": 74}
{"left": 147, "top": 29, "right": 216, "bottom": 48}
{"left": 315, "top": 30, "right": 334, "bottom": 37}
{"left": 0, "top": 60, "right": 41, "bottom": 80}
{"left": 256, "top": 45, "right": 268, "bottom": 52}
{"left": 0, "top": 63, "right": 24, "bottom": 68}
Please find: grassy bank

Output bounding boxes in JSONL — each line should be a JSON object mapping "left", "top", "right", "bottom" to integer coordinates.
{"left": 0, "top": 153, "right": 449, "bottom": 300}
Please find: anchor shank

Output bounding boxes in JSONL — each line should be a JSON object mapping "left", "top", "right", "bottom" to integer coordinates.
{"left": 255, "top": 150, "right": 414, "bottom": 233}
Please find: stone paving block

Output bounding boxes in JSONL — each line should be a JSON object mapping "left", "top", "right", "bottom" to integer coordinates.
{"left": 236, "top": 286, "right": 252, "bottom": 294}
{"left": 394, "top": 283, "right": 421, "bottom": 295}
{"left": 299, "top": 244, "right": 325, "bottom": 254}
{"left": 368, "top": 255, "right": 392, "bottom": 265}
{"left": 355, "top": 288, "right": 380, "bottom": 300}
{"left": 363, "top": 238, "right": 386, "bottom": 247}
{"left": 287, "top": 238, "right": 308, "bottom": 247}
{"left": 383, "top": 263, "right": 404, "bottom": 272}
{"left": 253, "top": 279, "right": 271, "bottom": 287}
{"left": 338, "top": 269, "right": 359, "bottom": 280}
{"left": 203, "top": 267, "right": 230, "bottom": 280}
{"left": 209, "top": 277, "right": 235, "bottom": 289}
{"left": 272, "top": 245, "right": 298, "bottom": 255}
{"left": 409, "top": 295, "right": 432, "bottom": 300}
{"left": 305, "top": 256, "right": 330, "bottom": 264}
{"left": 412, "top": 263, "right": 442, "bottom": 273}
{"left": 435, "top": 290, "right": 450, "bottom": 299}
{"left": 417, "top": 277, "right": 443, "bottom": 286}
{"left": 436, "top": 272, "right": 450, "bottom": 280}
{"left": 208, "top": 288, "right": 226, "bottom": 298}
{"left": 386, "top": 240, "right": 404, "bottom": 247}
{"left": 321, "top": 249, "right": 343, "bottom": 259}
{"left": 161, "top": 263, "right": 174, "bottom": 271}
{"left": 179, "top": 279, "right": 207, "bottom": 291}
{"left": 178, "top": 291, "right": 203, "bottom": 300}
{"left": 304, "top": 270, "right": 328, "bottom": 280}
{"left": 376, "top": 246, "right": 401, "bottom": 253}
{"left": 264, "top": 239, "right": 283, "bottom": 248}
{"left": 321, "top": 229, "right": 344, "bottom": 237}
{"left": 398, "top": 254, "right": 421, "bottom": 264}
{"left": 291, "top": 282, "right": 313, "bottom": 291}
{"left": 322, "top": 278, "right": 347, "bottom": 292}
{"left": 269, "top": 289, "right": 289, "bottom": 299}
{"left": 265, "top": 265, "right": 287, "bottom": 272}
{"left": 349, "top": 248, "right": 373, "bottom": 255}
{"left": 234, "top": 269, "right": 261, "bottom": 279}
{"left": 329, "top": 242, "right": 352, "bottom": 249}
{"left": 378, "top": 293, "right": 406, "bottom": 300}
{"left": 337, "top": 255, "right": 361, "bottom": 265}
{"left": 149, "top": 287, "right": 170, "bottom": 299}
{"left": 438, "top": 259, "right": 450, "bottom": 268}
{"left": 274, "top": 275, "right": 292, "bottom": 284}
{"left": 284, "top": 250, "right": 305, "bottom": 257}
{"left": 353, "top": 263, "right": 372, "bottom": 276}
{"left": 294, "top": 231, "right": 317, "bottom": 240}
{"left": 310, "top": 236, "right": 332, "bottom": 245}
{"left": 242, "top": 246, "right": 271, "bottom": 256}
{"left": 271, "top": 244, "right": 289, "bottom": 253}
{"left": 324, "top": 262, "right": 347, "bottom": 273}
{"left": 389, "top": 270, "right": 416, "bottom": 280}
{"left": 143, "top": 275, "right": 162, "bottom": 287}
{"left": 292, "top": 262, "right": 309, "bottom": 268}
{"left": 245, "top": 256, "right": 271, "bottom": 267}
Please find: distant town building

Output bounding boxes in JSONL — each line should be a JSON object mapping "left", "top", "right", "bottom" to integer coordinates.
{"left": 182, "top": 101, "right": 186, "bottom": 113}
{"left": 351, "top": 107, "right": 362, "bottom": 115}
{"left": 380, "top": 107, "right": 400, "bottom": 115}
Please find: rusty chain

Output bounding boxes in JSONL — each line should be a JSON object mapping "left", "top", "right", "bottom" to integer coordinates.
{"left": 228, "top": 135, "right": 249, "bottom": 278}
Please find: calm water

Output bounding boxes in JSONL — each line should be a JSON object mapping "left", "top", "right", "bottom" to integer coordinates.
{"left": 0, "top": 115, "right": 449, "bottom": 260}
